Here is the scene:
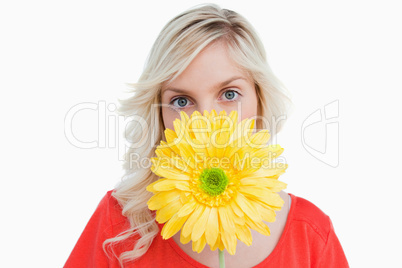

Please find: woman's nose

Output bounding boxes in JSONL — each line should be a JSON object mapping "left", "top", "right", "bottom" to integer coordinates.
{"left": 197, "top": 102, "right": 223, "bottom": 115}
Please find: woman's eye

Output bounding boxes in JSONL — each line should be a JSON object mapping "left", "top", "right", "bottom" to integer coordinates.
{"left": 171, "top": 97, "right": 190, "bottom": 108}
{"left": 222, "top": 90, "right": 239, "bottom": 101}
{"left": 170, "top": 90, "right": 240, "bottom": 109}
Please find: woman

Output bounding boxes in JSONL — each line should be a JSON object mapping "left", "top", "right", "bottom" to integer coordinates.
{"left": 65, "top": 4, "right": 348, "bottom": 267}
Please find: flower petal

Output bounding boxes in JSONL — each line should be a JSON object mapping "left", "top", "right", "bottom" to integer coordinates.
{"left": 192, "top": 234, "right": 207, "bottom": 253}
{"left": 190, "top": 112, "right": 211, "bottom": 146}
{"left": 236, "top": 224, "right": 252, "bottom": 246}
{"left": 161, "top": 213, "right": 190, "bottom": 239}
{"left": 227, "top": 204, "right": 245, "bottom": 225}
{"left": 182, "top": 205, "right": 205, "bottom": 238}
{"left": 210, "top": 233, "right": 221, "bottom": 251}
{"left": 180, "top": 231, "right": 191, "bottom": 244}
{"left": 245, "top": 215, "right": 270, "bottom": 236}
{"left": 235, "top": 193, "right": 262, "bottom": 222}
{"left": 177, "top": 200, "right": 197, "bottom": 217}
{"left": 191, "top": 206, "right": 211, "bottom": 241}
{"left": 147, "top": 190, "right": 180, "bottom": 210}
{"left": 248, "top": 129, "right": 271, "bottom": 148}
{"left": 175, "top": 140, "right": 197, "bottom": 169}
{"left": 218, "top": 206, "right": 237, "bottom": 254}
{"left": 254, "top": 201, "right": 277, "bottom": 223}
{"left": 220, "top": 228, "right": 237, "bottom": 255}
{"left": 204, "top": 207, "right": 219, "bottom": 247}
{"left": 155, "top": 141, "right": 179, "bottom": 158}
{"left": 155, "top": 199, "right": 182, "bottom": 223}
{"left": 240, "top": 177, "right": 287, "bottom": 192}
{"left": 251, "top": 191, "right": 285, "bottom": 208}
{"left": 146, "top": 180, "right": 160, "bottom": 193}
{"left": 230, "top": 200, "right": 244, "bottom": 218}
{"left": 153, "top": 179, "right": 190, "bottom": 192}
{"left": 250, "top": 144, "right": 284, "bottom": 161}
{"left": 239, "top": 185, "right": 268, "bottom": 198}
{"left": 162, "top": 155, "right": 194, "bottom": 174}
{"left": 151, "top": 165, "right": 191, "bottom": 181}
{"left": 237, "top": 164, "right": 288, "bottom": 179}
{"left": 225, "top": 119, "right": 252, "bottom": 159}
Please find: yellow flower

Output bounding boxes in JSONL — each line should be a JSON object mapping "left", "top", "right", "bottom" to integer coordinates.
{"left": 147, "top": 109, "right": 288, "bottom": 255}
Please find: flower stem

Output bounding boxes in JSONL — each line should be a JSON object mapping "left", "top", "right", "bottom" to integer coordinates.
{"left": 219, "top": 249, "right": 225, "bottom": 268}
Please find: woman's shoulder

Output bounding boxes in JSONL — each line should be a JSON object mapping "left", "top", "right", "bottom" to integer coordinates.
{"left": 97, "top": 190, "right": 130, "bottom": 232}
{"left": 100, "top": 189, "right": 121, "bottom": 210}
{"left": 288, "top": 193, "right": 332, "bottom": 240}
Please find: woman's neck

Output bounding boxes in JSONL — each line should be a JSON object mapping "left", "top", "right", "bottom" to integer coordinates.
{"left": 171, "top": 190, "right": 290, "bottom": 268}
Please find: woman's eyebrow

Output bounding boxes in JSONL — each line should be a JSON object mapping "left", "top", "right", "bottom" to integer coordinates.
{"left": 162, "top": 76, "right": 246, "bottom": 94}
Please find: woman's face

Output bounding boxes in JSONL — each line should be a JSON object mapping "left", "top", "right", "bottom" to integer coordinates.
{"left": 161, "top": 41, "right": 258, "bottom": 131}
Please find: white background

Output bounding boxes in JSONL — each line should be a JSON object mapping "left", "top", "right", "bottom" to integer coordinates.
{"left": 1, "top": 0, "right": 401, "bottom": 267}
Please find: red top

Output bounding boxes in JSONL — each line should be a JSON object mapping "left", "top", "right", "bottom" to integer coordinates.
{"left": 64, "top": 190, "right": 349, "bottom": 267}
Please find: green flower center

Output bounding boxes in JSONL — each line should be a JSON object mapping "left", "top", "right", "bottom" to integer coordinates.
{"left": 199, "top": 167, "right": 229, "bottom": 196}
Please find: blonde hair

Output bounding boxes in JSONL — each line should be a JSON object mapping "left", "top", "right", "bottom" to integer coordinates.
{"left": 103, "top": 3, "right": 293, "bottom": 266}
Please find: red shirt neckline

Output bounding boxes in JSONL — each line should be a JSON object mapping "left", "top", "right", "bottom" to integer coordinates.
{"left": 163, "top": 193, "right": 296, "bottom": 267}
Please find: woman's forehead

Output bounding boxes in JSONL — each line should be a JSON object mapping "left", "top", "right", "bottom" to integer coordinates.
{"left": 161, "top": 43, "right": 252, "bottom": 92}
